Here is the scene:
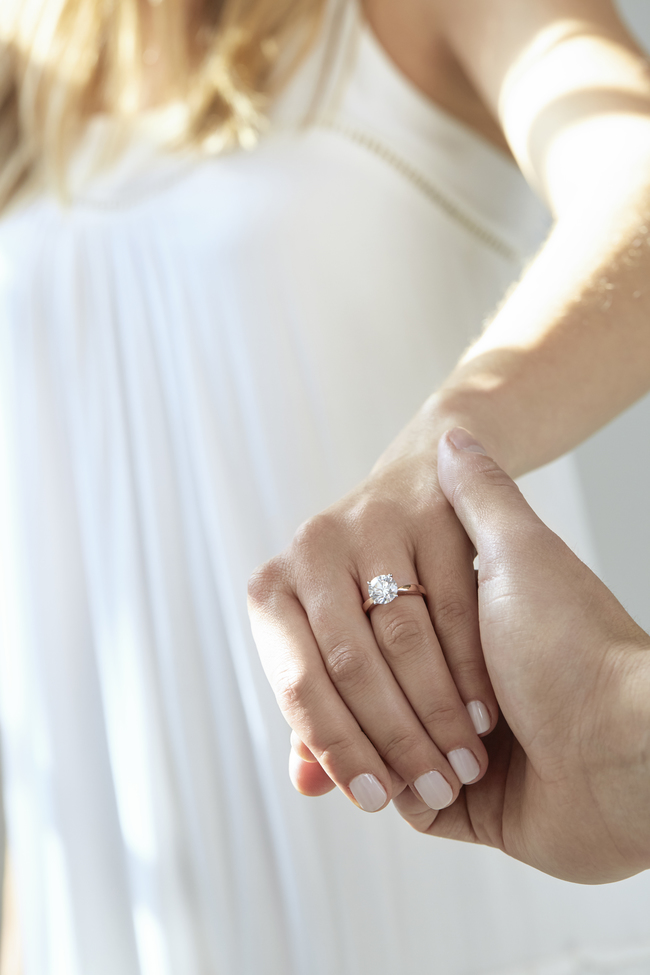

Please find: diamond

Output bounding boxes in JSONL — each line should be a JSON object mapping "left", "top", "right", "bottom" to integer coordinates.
{"left": 367, "top": 574, "right": 398, "bottom": 605}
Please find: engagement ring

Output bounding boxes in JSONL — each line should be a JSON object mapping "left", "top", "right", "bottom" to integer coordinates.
{"left": 363, "top": 574, "right": 427, "bottom": 613}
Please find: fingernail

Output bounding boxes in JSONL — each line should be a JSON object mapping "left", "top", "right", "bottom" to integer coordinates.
{"left": 448, "top": 428, "right": 487, "bottom": 454}
{"left": 414, "top": 770, "right": 454, "bottom": 810}
{"left": 467, "top": 700, "right": 491, "bottom": 735}
{"left": 447, "top": 748, "right": 481, "bottom": 784}
{"left": 349, "top": 773, "right": 387, "bottom": 812}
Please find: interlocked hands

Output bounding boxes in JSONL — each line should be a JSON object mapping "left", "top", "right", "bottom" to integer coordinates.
{"left": 248, "top": 435, "right": 497, "bottom": 815}
{"left": 249, "top": 428, "right": 650, "bottom": 883}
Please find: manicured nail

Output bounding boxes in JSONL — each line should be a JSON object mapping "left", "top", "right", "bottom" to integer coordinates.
{"left": 349, "top": 773, "right": 387, "bottom": 812}
{"left": 447, "top": 748, "right": 481, "bottom": 784}
{"left": 414, "top": 770, "right": 454, "bottom": 810}
{"left": 448, "top": 428, "right": 487, "bottom": 454}
{"left": 467, "top": 700, "right": 491, "bottom": 735}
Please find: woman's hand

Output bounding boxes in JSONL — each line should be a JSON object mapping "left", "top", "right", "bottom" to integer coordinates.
{"left": 393, "top": 429, "right": 650, "bottom": 883}
{"left": 248, "top": 441, "right": 498, "bottom": 814}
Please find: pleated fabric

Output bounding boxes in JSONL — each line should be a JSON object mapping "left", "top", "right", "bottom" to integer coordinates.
{"left": 1, "top": 6, "right": 649, "bottom": 974}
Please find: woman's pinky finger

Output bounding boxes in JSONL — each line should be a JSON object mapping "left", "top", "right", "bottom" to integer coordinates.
{"left": 249, "top": 582, "right": 393, "bottom": 811}
{"left": 291, "top": 730, "right": 318, "bottom": 762}
{"left": 289, "top": 732, "right": 408, "bottom": 800}
{"left": 289, "top": 745, "right": 337, "bottom": 796}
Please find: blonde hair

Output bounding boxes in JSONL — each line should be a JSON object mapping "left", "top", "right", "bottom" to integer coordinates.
{"left": 0, "top": 0, "right": 327, "bottom": 210}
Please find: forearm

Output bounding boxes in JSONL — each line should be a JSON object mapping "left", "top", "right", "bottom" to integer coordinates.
{"left": 371, "top": 0, "right": 650, "bottom": 480}
{"left": 378, "top": 163, "right": 650, "bottom": 478}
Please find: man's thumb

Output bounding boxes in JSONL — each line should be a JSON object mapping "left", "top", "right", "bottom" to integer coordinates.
{"left": 437, "top": 428, "right": 536, "bottom": 555}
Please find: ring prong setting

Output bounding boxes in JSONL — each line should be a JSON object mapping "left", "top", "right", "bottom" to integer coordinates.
{"left": 367, "top": 574, "right": 399, "bottom": 605}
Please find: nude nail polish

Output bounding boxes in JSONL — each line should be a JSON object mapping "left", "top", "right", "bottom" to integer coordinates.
{"left": 349, "top": 774, "right": 387, "bottom": 812}
{"left": 414, "top": 770, "right": 454, "bottom": 810}
{"left": 447, "top": 748, "right": 481, "bottom": 784}
{"left": 467, "top": 700, "right": 491, "bottom": 735}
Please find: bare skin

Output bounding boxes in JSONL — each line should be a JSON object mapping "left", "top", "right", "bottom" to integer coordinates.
{"left": 249, "top": 0, "right": 650, "bottom": 817}
{"left": 292, "top": 429, "right": 650, "bottom": 883}
{"left": 362, "top": 0, "right": 512, "bottom": 155}
{"left": 397, "top": 431, "right": 650, "bottom": 884}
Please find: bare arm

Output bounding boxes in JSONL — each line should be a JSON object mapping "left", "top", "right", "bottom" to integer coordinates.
{"left": 379, "top": 0, "right": 650, "bottom": 476}
{"left": 251, "top": 0, "right": 650, "bottom": 812}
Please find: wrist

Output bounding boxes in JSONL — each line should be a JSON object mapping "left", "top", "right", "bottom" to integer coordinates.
{"left": 372, "top": 388, "right": 516, "bottom": 478}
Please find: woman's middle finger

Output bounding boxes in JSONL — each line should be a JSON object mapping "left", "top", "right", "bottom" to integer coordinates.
{"left": 362, "top": 562, "right": 488, "bottom": 790}
{"left": 299, "top": 568, "right": 469, "bottom": 810}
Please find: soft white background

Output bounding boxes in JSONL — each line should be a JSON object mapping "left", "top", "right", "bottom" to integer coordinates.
{"left": 573, "top": 0, "right": 650, "bottom": 632}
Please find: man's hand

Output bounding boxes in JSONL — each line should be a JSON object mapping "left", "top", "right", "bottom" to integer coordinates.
{"left": 392, "top": 427, "right": 650, "bottom": 883}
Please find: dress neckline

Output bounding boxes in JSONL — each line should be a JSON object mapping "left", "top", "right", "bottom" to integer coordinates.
{"left": 62, "top": 0, "right": 550, "bottom": 255}
{"left": 332, "top": 18, "right": 551, "bottom": 257}
{"left": 358, "top": 18, "right": 515, "bottom": 169}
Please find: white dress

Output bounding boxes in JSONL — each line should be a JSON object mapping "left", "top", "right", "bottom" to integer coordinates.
{"left": 1, "top": 5, "right": 649, "bottom": 974}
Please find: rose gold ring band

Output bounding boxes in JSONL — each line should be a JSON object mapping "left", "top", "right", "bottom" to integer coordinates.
{"left": 363, "top": 584, "right": 428, "bottom": 614}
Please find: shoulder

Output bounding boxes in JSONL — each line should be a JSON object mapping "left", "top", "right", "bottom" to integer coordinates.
{"left": 431, "top": 0, "right": 643, "bottom": 108}
{"left": 431, "top": 0, "right": 650, "bottom": 209}
{"left": 361, "top": 0, "right": 510, "bottom": 152}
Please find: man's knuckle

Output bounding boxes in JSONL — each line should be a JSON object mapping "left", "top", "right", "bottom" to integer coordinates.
{"left": 408, "top": 813, "right": 437, "bottom": 835}
{"left": 394, "top": 795, "right": 438, "bottom": 834}
{"left": 450, "top": 463, "right": 508, "bottom": 505}
{"left": 480, "top": 466, "right": 518, "bottom": 491}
